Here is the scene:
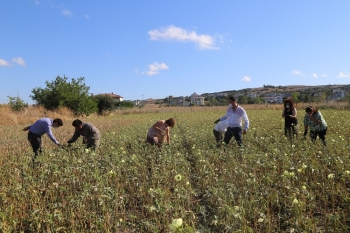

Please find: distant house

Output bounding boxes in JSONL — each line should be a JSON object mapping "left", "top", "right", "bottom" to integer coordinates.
{"left": 190, "top": 92, "right": 205, "bottom": 106}
{"left": 247, "top": 93, "right": 258, "bottom": 98}
{"left": 328, "top": 89, "right": 345, "bottom": 100}
{"left": 100, "top": 92, "right": 123, "bottom": 102}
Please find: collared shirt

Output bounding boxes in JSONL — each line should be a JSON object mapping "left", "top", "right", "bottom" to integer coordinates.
{"left": 214, "top": 119, "right": 229, "bottom": 133}
{"left": 303, "top": 112, "right": 327, "bottom": 132}
{"left": 28, "top": 118, "right": 59, "bottom": 144}
{"left": 220, "top": 106, "right": 249, "bottom": 130}
{"left": 68, "top": 122, "right": 100, "bottom": 143}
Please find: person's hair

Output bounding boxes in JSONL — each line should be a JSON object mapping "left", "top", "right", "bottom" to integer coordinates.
{"left": 228, "top": 96, "right": 236, "bottom": 102}
{"left": 165, "top": 118, "right": 176, "bottom": 128}
{"left": 53, "top": 118, "right": 63, "bottom": 126}
{"left": 283, "top": 98, "right": 295, "bottom": 108}
{"left": 305, "top": 106, "right": 318, "bottom": 114}
{"left": 72, "top": 119, "right": 83, "bottom": 127}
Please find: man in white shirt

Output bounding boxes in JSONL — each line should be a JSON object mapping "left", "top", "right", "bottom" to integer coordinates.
{"left": 214, "top": 96, "right": 249, "bottom": 146}
{"left": 213, "top": 119, "right": 229, "bottom": 143}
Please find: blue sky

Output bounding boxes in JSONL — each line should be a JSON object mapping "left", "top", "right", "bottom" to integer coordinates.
{"left": 1, "top": 0, "right": 350, "bottom": 104}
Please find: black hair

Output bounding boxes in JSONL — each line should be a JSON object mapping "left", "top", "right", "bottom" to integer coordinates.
{"left": 228, "top": 96, "right": 236, "bottom": 102}
{"left": 72, "top": 119, "right": 83, "bottom": 127}
{"left": 53, "top": 118, "right": 63, "bottom": 126}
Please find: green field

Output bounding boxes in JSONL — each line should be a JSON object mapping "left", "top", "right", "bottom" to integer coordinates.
{"left": 1, "top": 108, "right": 350, "bottom": 232}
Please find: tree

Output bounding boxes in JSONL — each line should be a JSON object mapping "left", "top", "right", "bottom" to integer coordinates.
{"left": 291, "top": 92, "right": 300, "bottom": 105}
{"left": 120, "top": 101, "right": 134, "bottom": 108}
{"left": 30, "top": 76, "right": 97, "bottom": 116}
{"left": 7, "top": 95, "right": 27, "bottom": 112}
{"left": 94, "top": 94, "right": 118, "bottom": 115}
{"left": 238, "top": 95, "right": 248, "bottom": 105}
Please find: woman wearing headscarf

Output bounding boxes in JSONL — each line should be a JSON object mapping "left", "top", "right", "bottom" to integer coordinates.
{"left": 303, "top": 106, "right": 327, "bottom": 146}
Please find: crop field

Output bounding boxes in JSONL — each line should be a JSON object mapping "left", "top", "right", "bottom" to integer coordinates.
{"left": 1, "top": 106, "right": 350, "bottom": 232}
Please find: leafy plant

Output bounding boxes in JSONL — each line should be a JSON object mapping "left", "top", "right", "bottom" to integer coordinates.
{"left": 30, "top": 75, "right": 97, "bottom": 116}
{"left": 7, "top": 95, "right": 27, "bottom": 112}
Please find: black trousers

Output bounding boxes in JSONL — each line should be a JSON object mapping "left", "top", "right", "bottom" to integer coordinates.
{"left": 28, "top": 131, "right": 42, "bottom": 155}
{"left": 224, "top": 127, "right": 243, "bottom": 146}
{"left": 310, "top": 128, "right": 327, "bottom": 145}
{"left": 213, "top": 129, "right": 223, "bottom": 143}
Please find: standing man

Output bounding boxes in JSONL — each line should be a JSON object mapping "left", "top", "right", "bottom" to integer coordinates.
{"left": 23, "top": 118, "right": 63, "bottom": 157}
{"left": 67, "top": 119, "right": 100, "bottom": 150}
{"left": 214, "top": 96, "right": 249, "bottom": 146}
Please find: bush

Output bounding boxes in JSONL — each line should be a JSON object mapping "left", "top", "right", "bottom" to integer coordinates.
{"left": 30, "top": 76, "right": 97, "bottom": 116}
{"left": 7, "top": 95, "right": 27, "bottom": 112}
{"left": 94, "top": 95, "right": 118, "bottom": 115}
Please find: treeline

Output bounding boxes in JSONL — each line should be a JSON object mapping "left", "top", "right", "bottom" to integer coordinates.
{"left": 6, "top": 76, "right": 134, "bottom": 116}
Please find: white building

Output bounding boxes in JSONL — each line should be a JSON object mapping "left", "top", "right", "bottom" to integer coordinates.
{"left": 190, "top": 92, "right": 205, "bottom": 106}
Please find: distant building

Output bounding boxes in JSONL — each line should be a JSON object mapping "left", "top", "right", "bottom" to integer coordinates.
{"left": 99, "top": 92, "right": 123, "bottom": 102}
{"left": 190, "top": 92, "right": 205, "bottom": 106}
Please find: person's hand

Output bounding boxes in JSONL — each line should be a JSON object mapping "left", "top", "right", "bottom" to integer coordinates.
{"left": 243, "top": 129, "right": 247, "bottom": 134}
{"left": 214, "top": 119, "right": 220, "bottom": 124}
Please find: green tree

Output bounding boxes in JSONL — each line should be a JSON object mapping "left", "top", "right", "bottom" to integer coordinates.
{"left": 120, "top": 101, "right": 134, "bottom": 108}
{"left": 7, "top": 95, "right": 27, "bottom": 112}
{"left": 291, "top": 92, "right": 300, "bottom": 105}
{"left": 94, "top": 95, "right": 118, "bottom": 115}
{"left": 238, "top": 95, "right": 248, "bottom": 104}
{"left": 30, "top": 76, "right": 97, "bottom": 116}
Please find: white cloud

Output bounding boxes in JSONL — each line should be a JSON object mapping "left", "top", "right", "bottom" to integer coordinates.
{"left": 339, "top": 72, "right": 350, "bottom": 78}
{"left": 85, "top": 14, "right": 90, "bottom": 19}
{"left": 292, "top": 70, "right": 305, "bottom": 76}
{"left": 241, "top": 76, "right": 251, "bottom": 82}
{"left": 12, "top": 57, "right": 27, "bottom": 67}
{"left": 321, "top": 74, "right": 328, "bottom": 77}
{"left": 34, "top": 0, "right": 40, "bottom": 4}
{"left": 312, "top": 73, "right": 318, "bottom": 78}
{"left": 148, "top": 25, "right": 219, "bottom": 50}
{"left": 145, "top": 62, "right": 169, "bottom": 76}
{"left": 134, "top": 68, "right": 139, "bottom": 74}
{"left": 0, "top": 58, "right": 10, "bottom": 67}
{"left": 62, "top": 9, "right": 73, "bottom": 17}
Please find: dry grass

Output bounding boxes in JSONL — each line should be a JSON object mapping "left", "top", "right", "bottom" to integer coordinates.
{"left": 1, "top": 101, "right": 348, "bottom": 126}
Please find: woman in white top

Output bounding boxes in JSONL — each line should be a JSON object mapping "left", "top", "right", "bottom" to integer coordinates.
{"left": 147, "top": 118, "right": 176, "bottom": 146}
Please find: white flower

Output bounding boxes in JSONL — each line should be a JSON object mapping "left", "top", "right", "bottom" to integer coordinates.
{"left": 292, "top": 198, "right": 299, "bottom": 205}
{"left": 328, "top": 174, "right": 335, "bottom": 179}
{"left": 169, "top": 218, "right": 183, "bottom": 231}
{"left": 174, "top": 174, "right": 182, "bottom": 182}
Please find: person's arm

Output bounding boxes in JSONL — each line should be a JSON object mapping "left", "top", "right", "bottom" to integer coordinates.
{"left": 242, "top": 110, "right": 249, "bottom": 134}
{"left": 165, "top": 127, "right": 170, "bottom": 144}
{"left": 44, "top": 123, "right": 59, "bottom": 144}
{"left": 303, "top": 115, "right": 309, "bottom": 136}
{"left": 67, "top": 130, "right": 80, "bottom": 143}
{"left": 289, "top": 108, "right": 297, "bottom": 119}
{"left": 22, "top": 125, "right": 32, "bottom": 131}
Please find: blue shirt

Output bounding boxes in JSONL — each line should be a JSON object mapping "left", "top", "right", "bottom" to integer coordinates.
{"left": 29, "top": 118, "right": 59, "bottom": 144}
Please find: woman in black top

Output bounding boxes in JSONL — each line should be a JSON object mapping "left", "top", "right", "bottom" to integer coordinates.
{"left": 282, "top": 98, "right": 298, "bottom": 138}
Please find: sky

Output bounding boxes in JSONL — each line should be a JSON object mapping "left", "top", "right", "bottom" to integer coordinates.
{"left": 1, "top": 0, "right": 350, "bottom": 104}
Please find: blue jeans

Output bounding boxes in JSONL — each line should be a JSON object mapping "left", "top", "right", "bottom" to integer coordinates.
{"left": 224, "top": 127, "right": 242, "bottom": 146}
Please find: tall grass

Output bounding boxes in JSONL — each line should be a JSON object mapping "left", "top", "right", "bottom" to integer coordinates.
{"left": 0, "top": 106, "right": 349, "bottom": 232}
